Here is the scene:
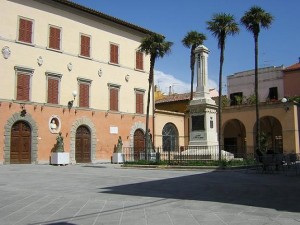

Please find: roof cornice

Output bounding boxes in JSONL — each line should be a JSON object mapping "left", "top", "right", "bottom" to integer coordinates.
{"left": 46, "top": 0, "right": 158, "bottom": 35}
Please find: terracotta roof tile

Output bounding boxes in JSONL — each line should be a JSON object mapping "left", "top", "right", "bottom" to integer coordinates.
{"left": 155, "top": 89, "right": 219, "bottom": 104}
{"left": 155, "top": 93, "right": 190, "bottom": 104}
{"left": 284, "top": 63, "right": 300, "bottom": 72}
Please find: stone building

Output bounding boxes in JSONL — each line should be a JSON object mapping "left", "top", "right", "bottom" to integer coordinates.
{"left": 0, "top": 0, "right": 157, "bottom": 164}
{"left": 155, "top": 60, "right": 300, "bottom": 156}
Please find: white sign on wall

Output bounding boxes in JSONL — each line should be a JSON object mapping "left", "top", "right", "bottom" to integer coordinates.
{"left": 110, "top": 126, "right": 118, "bottom": 134}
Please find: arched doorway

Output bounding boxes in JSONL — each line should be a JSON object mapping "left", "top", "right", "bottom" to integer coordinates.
{"left": 75, "top": 125, "right": 91, "bottom": 163}
{"left": 134, "top": 129, "right": 145, "bottom": 160}
{"left": 223, "top": 119, "right": 246, "bottom": 157}
{"left": 254, "top": 116, "right": 283, "bottom": 153}
{"left": 10, "top": 121, "right": 31, "bottom": 164}
{"left": 162, "top": 123, "right": 179, "bottom": 151}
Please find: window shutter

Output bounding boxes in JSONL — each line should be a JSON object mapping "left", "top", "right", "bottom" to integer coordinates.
{"left": 79, "top": 83, "right": 89, "bottom": 107}
{"left": 49, "top": 26, "right": 61, "bottom": 50}
{"left": 80, "top": 35, "right": 90, "bottom": 57}
{"left": 110, "top": 44, "right": 118, "bottom": 64}
{"left": 110, "top": 88, "right": 118, "bottom": 111}
{"left": 136, "top": 93, "right": 144, "bottom": 114}
{"left": 19, "top": 18, "right": 32, "bottom": 43}
{"left": 47, "top": 78, "right": 59, "bottom": 104}
{"left": 16, "top": 74, "right": 30, "bottom": 101}
{"left": 136, "top": 51, "right": 143, "bottom": 70}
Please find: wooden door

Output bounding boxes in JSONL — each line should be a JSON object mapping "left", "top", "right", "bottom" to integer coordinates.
{"left": 75, "top": 126, "right": 91, "bottom": 163}
{"left": 10, "top": 121, "right": 31, "bottom": 164}
{"left": 134, "top": 129, "right": 145, "bottom": 160}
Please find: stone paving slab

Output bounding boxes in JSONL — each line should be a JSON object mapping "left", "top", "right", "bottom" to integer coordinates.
{"left": 0, "top": 164, "right": 300, "bottom": 225}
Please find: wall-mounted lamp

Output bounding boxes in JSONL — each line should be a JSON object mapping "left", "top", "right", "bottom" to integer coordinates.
{"left": 281, "top": 97, "right": 289, "bottom": 112}
{"left": 20, "top": 103, "right": 26, "bottom": 117}
{"left": 9, "top": 102, "right": 12, "bottom": 108}
{"left": 105, "top": 110, "right": 109, "bottom": 117}
{"left": 121, "top": 113, "right": 124, "bottom": 119}
{"left": 68, "top": 90, "right": 77, "bottom": 110}
{"left": 33, "top": 105, "right": 37, "bottom": 111}
{"left": 98, "top": 68, "right": 103, "bottom": 77}
{"left": 92, "top": 111, "right": 95, "bottom": 116}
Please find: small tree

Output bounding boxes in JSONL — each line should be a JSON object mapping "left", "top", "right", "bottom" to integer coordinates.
{"left": 207, "top": 13, "right": 239, "bottom": 160}
{"left": 241, "top": 6, "right": 274, "bottom": 152}
{"left": 139, "top": 34, "right": 173, "bottom": 157}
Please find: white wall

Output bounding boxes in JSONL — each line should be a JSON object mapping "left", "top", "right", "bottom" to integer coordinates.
{"left": 227, "top": 66, "right": 284, "bottom": 102}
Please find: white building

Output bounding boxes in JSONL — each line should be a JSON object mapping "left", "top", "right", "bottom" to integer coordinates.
{"left": 227, "top": 66, "right": 284, "bottom": 104}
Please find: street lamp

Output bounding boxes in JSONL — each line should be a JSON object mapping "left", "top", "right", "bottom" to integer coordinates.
{"left": 68, "top": 91, "right": 77, "bottom": 109}
{"left": 281, "top": 97, "right": 289, "bottom": 112}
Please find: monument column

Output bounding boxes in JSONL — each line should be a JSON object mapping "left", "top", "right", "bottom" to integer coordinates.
{"left": 188, "top": 45, "right": 218, "bottom": 147}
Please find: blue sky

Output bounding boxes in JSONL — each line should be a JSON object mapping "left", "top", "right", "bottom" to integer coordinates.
{"left": 72, "top": 0, "right": 300, "bottom": 94}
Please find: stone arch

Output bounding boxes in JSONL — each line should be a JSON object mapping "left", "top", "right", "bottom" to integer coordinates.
{"left": 4, "top": 113, "right": 38, "bottom": 164}
{"left": 253, "top": 116, "right": 283, "bottom": 153}
{"left": 129, "top": 122, "right": 145, "bottom": 148}
{"left": 223, "top": 119, "right": 246, "bottom": 157}
{"left": 69, "top": 117, "right": 97, "bottom": 163}
{"left": 162, "top": 122, "right": 179, "bottom": 151}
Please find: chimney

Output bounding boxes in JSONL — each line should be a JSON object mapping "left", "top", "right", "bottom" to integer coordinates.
{"left": 169, "top": 86, "right": 172, "bottom": 95}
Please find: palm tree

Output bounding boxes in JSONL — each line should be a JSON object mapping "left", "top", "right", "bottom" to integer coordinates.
{"left": 182, "top": 31, "right": 207, "bottom": 100}
{"left": 207, "top": 13, "right": 239, "bottom": 160}
{"left": 139, "top": 33, "right": 173, "bottom": 158}
{"left": 241, "top": 6, "right": 274, "bottom": 152}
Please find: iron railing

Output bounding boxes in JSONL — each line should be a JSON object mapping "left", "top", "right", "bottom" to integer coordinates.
{"left": 122, "top": 145, "right": 257, "bottom": 165}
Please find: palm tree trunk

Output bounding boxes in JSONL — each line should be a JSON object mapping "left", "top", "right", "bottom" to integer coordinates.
{"left": 218, "top": 42, "right": 225, "bottom": 161}
{"left": 145, "top": 56, "right": 155, "bottom": 160}
{"left": 145, "top": 81, "right": 152, "bottom": 160}
{"left": 254, "top": 35, "right": 260, "bottom": 152}
{"left": 190, "top": 49, "right": 195, "bottom": 100}
{"left": 190, "top": 69, "right": 194, "bottom": 100}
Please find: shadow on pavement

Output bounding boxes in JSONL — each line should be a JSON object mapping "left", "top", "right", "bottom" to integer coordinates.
{"left": 100, "top": 170, "right": 300, "bottom": 213}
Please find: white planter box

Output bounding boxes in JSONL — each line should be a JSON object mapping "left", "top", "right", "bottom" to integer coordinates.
{"left": 51, "top": 152, "right": 70, "bottom": 165}
{"left": 112, "top": 153, "right": 124, "bottom": 164}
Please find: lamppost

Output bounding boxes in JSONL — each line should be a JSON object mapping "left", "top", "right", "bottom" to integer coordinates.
{"left": 68, "top": 91, "right": 77, "bottom": 110}
{"left": 281, "top": 97, "right": 300, "bottom": 112}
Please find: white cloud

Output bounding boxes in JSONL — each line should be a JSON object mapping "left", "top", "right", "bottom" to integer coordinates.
{"left": 154, "top": 70, "right": 218, "bottom": 94}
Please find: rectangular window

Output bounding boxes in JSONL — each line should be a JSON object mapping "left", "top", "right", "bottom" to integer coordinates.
{"left": 136, "top": 92, "right": 144, "bottom": 114}
{"left": 230, "top": 92, "right": 243, "bottom": 106}
{"left": 110, "top": 43, "right": 119, "bottom": 64}
{"left": 268, "top": 87, "right": 278, "bottom": 100}
{"left": 18, "top": 18, "right": 33, "bottom": 44}
{"left": 16, "top": 73, "right": 30, "bottom": 101}
{"left": 49, "top": 26, "right": 61, "bottom": 50}
{"left": 47, "top": 77, "right": 59, "bottom": 104}
{"left": 80, "top": 34, "right": 91, "bottom": 57}
{"left": 110, "top": 87, "right": 119, "bottom": 111}
{"left": 136, "top": 51, "right": 144, "bottom": 70}
{"left": 79, "top": 82, "right": 90, "bottom": 108}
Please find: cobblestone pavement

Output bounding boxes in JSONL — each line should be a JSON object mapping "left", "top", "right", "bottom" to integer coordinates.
{"left": 0, "top": 164, "right": 300, "bottom": 225}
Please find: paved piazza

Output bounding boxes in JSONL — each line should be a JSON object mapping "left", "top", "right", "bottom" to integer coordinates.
{"left": 0, "top": 164, "right": 300, "bottom": 225}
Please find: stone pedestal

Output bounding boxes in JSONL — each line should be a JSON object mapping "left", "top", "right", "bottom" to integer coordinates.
{"left": 112, "top": 153, "right": 124, "bottom": 164}
{"left": 189, "top": 100, "right": 218, "bottom": 146}
{"left": 188, "top": 44, "right": 218, "bottom": 147}
{"left": 51, "top": 152, "right": 69, "bottom": 165}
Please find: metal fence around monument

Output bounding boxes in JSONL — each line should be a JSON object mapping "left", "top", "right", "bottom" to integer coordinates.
{"left": 122, "top": 145, "right": 255, "bottom": 165}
